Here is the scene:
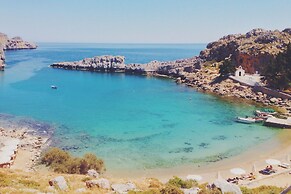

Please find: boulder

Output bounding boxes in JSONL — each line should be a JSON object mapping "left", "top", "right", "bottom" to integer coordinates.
{"left": 75, "top": 188, "right": 87, "bottom": 193}
{"left": 86, "top": 178, "right": 110, "bottom": 189}
{"left": 111, "top": 182, "right": 136, "bottom": 193}
{"left": 270, "top": 97, "right": 278, "bottom": 103}
{"left": 181, "top": 187, "right": 200, "bottom": 194}
{"left": 49, "top": 176, "right": 68, "bottom": 191}
{"left": 87, "top": 169, "right": 99, "bottom": 178}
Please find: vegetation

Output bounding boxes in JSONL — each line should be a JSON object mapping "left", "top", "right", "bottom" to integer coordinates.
{"left": 219, "top": 59, "right": 236, "bottom": 77}
{"left": 167, "top": 176, "right": 198, "bottom": 189}
{"left": 41, "top": 147, "right": 105, "bottom": 174}
{"left": 240, "top": 185, "right": 283, "bottom": 194}
{"left": 0, "top": 170, "right": 286, "bottom": 194}
{"left": 263, "top": 43, "right": 291, "bottom": 90}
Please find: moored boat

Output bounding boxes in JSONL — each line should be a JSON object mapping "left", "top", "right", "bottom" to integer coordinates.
{"left": 235, "top": 117, "right": 256, "bottom": 124}
{"left": 51, "top": 85, "right": 57, "bottom": 89}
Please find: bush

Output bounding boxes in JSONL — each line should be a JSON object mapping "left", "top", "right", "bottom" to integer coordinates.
{"left": 167, "top": 176, "right": 197, "bottom": 189}
{"left": 219, "top": 59, "right": 236, "bottom": 77}
{"left": 263, "top": 43, "right": 291, "bottom": 90}
{"left": 41, "top": 147, "right": 105, "bottom": 174}
{"left": 240, "top": 185, "right": 283, "bottom": 194}
{"left": 160, "top": 184, "right": 183, "bottom": 194}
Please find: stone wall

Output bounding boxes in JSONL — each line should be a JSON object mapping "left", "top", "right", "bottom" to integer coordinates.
{"left": 254, "top": 86, "right": 291, "bottom": 100}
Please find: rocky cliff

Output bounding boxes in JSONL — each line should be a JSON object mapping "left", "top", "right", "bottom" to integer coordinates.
{"left": 4, "top": 36, "right": 37, "bottom": 50}
{"left": 0, "top": 32, "right": 37, "bottom": 70}
{"left": 0, "top": 33, "right": 8, "bottom": 70}
{"left": 200, "top": 28, "right": 291, "bottom": 73}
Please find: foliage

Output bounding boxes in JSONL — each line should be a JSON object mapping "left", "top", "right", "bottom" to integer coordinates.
{"left": 263, "top": 43, "right": 291, "bottom": 90}
{"left": 128, "top": 190, "right": 160, "bottom": 194}
{"left": 198, "top": 183, "right": 222, "bottom": 194}
{"left": 219, "top": 59, "right": 236, "bottom": 77}
{"left": 41, "top": 147, "right": 105, "bottom": 174}
{"left": 160, "top": 184, "right": 183, "bottom": 194}
{"left": 167, "top": 176, "right": 198, "bottom": 189}
{"left": 240, "top": 186, "right": 283, "bottom": 194}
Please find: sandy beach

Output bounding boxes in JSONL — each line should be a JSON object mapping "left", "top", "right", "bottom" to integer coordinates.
{"left": 106, "top": 129, "right": 291, "bottom": 187}
{"left": 0, "top": 118, "right": 290, "bottom": 189}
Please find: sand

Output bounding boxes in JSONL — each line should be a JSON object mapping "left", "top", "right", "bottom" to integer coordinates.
{"left": 1, "top": 125, "right": 291, "bottom": 188}
{"left": 106, "top": 129, "right": 291, "bottom": 188}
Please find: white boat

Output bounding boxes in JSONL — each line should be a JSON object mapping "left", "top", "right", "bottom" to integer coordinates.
{"left": 51, "top": 85, "right": 57, "bottom": 89}
{"left": 235, "top": 117, "right": 256, "bottom": 124}
{"left": 255, "top": 110, "right": 275, "bottom": 119}
{"left": 255, "top": 110, "right": 277, "bottom": 115}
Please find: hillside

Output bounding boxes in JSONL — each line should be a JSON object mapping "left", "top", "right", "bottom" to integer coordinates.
{"left": 200, "top": 28, "right": 291, "bottom": 74}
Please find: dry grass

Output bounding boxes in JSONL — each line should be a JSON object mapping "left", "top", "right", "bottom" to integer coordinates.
{"left": 0, "top": 169, "right": 104, "bottom": 193}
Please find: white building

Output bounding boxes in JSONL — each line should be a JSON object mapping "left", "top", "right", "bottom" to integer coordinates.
{"left": 230, "top": 66, "right": 263, "bottom": 87}
{"left": 235, "top": 66, "right": 245, "bottom": 77}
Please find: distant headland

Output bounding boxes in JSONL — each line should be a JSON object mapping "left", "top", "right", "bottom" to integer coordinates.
{"left": 0, "top": 32, "right": 37, "bottom": 70}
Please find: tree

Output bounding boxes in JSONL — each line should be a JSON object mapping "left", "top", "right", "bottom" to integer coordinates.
{"left": 219, "top": 59, "right": 236, "bottom": 77}
{"left": 264, "top": 43, "right": 291, "bottom": 90}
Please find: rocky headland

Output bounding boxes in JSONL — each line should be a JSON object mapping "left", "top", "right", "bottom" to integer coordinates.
{"left": 51, "top": 28, "right": 291, "bottom": 115}
{"left": 0, "top": 32, "right": 37, "bottom": 70}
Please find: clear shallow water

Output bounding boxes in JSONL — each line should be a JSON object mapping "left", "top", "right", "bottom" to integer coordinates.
{"left": 0, "top": 43, "right": 279, "bottom": 171}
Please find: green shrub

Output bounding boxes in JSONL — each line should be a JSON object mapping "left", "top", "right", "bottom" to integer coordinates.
{"left": 41, "top": 147, "right": 105, "bottom": 174}
{"left": 167, "top": 176, "right": 197, "bottom": 189}
{"left": 160, "top": 184, "right": 183, "bottom": 194}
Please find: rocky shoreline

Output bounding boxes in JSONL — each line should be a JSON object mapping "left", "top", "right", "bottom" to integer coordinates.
{"left": 50, "top": 28, "right": 291, "bottom": 116}
{"left": 0, "top": 114, "right": 53, "bottom": 171}
{"left": 0, "top": 32, "right": 37, "bottom": 70}
{"left": 51, "top": 59, "right": 291, "bottom": 117}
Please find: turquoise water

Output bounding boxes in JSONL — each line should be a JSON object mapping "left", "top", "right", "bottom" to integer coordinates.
{"left": 0, "top": 43, "right": 278, "bottom": 171}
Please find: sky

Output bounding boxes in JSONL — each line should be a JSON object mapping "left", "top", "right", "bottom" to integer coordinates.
{"left": 0, "top": 0, "right": 290, "bottom": 43}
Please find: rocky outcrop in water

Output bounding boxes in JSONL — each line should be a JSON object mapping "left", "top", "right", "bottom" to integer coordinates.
{"left": 4, "top": 36, "right": 37, "bottom": 50}
{"left": 51, "top": 55, "right": 203, "bottom": 77}
{"left": 200, "top": 28, "right": 291, "bottom": 73}
{"left": 0, "top": 32, "right": 37, "bottom": 70}
{"left": 51, "top": 55, "right": 125, "bottom": 72}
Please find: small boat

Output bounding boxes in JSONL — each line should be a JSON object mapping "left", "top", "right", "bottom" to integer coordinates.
{"left": 255, "top": 110, "right": 275, "bottom": 119}
{"left": 235, "top": 117, "right": 256, "bottom": 124}
{"left": 51, "top": 85, "right": 57, "bottom": 89}
{"left": 255, "top": 110, "right": 277, "bottom": 115}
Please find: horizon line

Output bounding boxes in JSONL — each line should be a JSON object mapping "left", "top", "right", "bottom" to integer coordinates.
{"left": 36, "top": 42, "right": 208, "bottom": 45}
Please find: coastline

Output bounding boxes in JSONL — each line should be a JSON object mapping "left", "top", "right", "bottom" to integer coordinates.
{"left": 105, "top": 128, "right": 291, "bottom": 186}
{"left": 0, "top": 114, "right": 53, "bottom": 172}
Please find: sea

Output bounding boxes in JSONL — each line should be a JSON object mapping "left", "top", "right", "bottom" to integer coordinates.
{"left": 0, "top": 43, "right": 279, "bottom": 172}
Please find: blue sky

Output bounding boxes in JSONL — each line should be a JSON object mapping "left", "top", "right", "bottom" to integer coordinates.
{"left": 0, "top": 0, "right": 290, "bottom": 43}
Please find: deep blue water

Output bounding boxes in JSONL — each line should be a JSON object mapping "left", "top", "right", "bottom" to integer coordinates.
{"left": 0, "top": 43, "right": 278, "bottom": 171}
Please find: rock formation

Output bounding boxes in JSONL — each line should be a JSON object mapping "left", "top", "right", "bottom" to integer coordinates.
{"left": 4, "top": 36, "right": 37, "bottom": 50}
{"left": 51, "top": 55, "right": 125, "bottom": 72}
{"left": 0, "top": 33, "right": 8, "bottom": 70}
{"left": 200, "top": 28, "right": 291, "bottom": 73}
{"left": 51, "top": 55, "right": 203, "bottom": 77}
{"left": 0, "top": 32, "right": 37, "bottom": 70}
